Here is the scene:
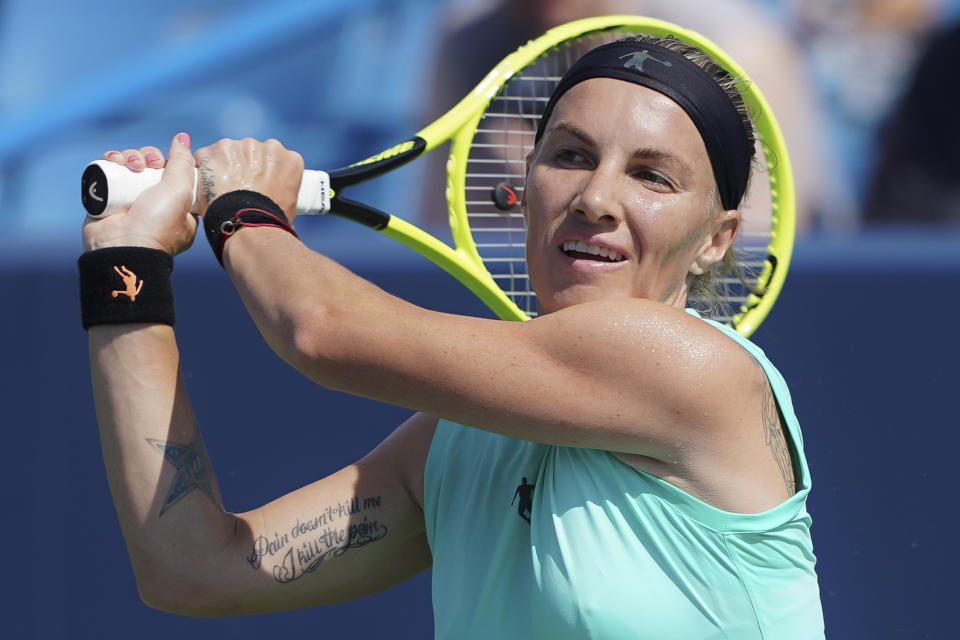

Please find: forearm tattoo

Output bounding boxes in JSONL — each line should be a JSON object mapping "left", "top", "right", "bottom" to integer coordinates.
{"left": 762, "top": 383, "right": 796, "bottom": 495}
{"left": 246, "top": 496, "right": 388, "bottom": 584}
{"left": 147, "top": 432, "right": 219, "bottom": 516}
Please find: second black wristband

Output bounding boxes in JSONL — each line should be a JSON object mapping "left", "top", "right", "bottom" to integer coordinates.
{"left": 204, "top": 190, "right": 298, "bottom": 266}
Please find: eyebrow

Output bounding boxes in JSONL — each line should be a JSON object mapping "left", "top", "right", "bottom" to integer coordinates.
{"left": 547, "top": 120, "right": 695, "bottom": 182}
{"left": 633, "top": 147, "right": 695, "bottom": 182}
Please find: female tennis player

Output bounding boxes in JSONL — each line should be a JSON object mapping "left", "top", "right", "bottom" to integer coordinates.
{"left": 81, "top": 37, "right": 824, "bottom": 638}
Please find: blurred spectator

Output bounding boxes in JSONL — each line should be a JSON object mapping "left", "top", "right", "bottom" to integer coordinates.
{"left": 862, "top": 18, "right": 960, "bottom": 225}
{"left": 423, "top": 0, "right": 832, "bottom": 236}
{"left": 783, "top": 0, "right": 953, "bottom": 231}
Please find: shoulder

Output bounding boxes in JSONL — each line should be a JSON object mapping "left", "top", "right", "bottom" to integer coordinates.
{"left": 531, "top": 298, "right": 758, "bottom": 382}
{"left": 526, "top": 299, "right": 764, "bottom": 451}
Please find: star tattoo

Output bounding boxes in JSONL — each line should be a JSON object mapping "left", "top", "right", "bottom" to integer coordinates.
{"left": 147, "top": 432, "right": 217, "bottom": 516}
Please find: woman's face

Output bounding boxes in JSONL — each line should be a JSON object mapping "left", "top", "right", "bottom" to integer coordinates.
{"left": 523, "top": 78, "right": 738, "bottom": 315}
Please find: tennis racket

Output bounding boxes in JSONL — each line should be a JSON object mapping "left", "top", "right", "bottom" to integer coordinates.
{"left": 80, "top": 15, "right": 794, "bottom": 337}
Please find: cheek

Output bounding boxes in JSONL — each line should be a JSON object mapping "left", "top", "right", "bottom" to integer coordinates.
{"left": 633, "top": 195, "right": 665, "bottom": 224}
{"left": 639, "top": 193, "right": 706, "bottom": 239}
{"left": 522, "top": 170, "right": 555, "bottom": 236}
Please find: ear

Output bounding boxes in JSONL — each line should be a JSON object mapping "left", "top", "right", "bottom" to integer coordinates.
{"left": 689, "top": 209, "right": 740, "bottom": 275}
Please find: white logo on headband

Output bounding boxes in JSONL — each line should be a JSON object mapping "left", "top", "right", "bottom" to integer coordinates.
{"left": 620, "top": 50, "right": 672, "bottom": 73}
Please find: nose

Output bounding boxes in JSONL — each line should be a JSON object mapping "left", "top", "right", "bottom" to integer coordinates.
{"left": 572, "top": 166, "right": 623, "bottom": 224}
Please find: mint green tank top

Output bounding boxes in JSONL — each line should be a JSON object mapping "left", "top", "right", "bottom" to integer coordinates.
{"left": 423, "top": 311, "right": 824, "bottom": 638}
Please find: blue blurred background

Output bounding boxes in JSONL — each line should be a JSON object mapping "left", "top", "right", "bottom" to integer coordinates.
{"left": 1, "top": 0, "right": 958, "bottom": 637}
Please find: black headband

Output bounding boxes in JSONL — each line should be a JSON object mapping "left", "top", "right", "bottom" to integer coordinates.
{"left": 535, "top": 39, "right": 752, "bottom": 210}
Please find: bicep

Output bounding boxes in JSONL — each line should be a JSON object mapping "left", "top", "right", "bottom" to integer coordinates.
{"left": 188, "top": 413, "right": 436, "bottom": 616}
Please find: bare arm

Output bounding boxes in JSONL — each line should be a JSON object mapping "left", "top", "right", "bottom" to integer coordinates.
{"left": 90, "top": 330, "right": 432, "bottom": 614}
{"left": 186, "top": 138, "right": 759, "bottom": 463}
{"left": 221, "top": 229, "right": 756, "bottom": 461}
{"left": 85, "top": 136, "right": 432, "bottom": 616}
{"left": 181, "top": 132, "right": 752, "bottom": 462}
{"left": 190, "top": 137, "right": 788, "bottom": 513}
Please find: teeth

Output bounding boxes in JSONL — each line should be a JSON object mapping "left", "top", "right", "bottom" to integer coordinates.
{"left": 562, "top": 240, "right": 624, "bottom": 262}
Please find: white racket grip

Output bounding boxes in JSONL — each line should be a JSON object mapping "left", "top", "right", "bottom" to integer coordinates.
{"left": 296, "top": 170, "right": 331, "bottom": 213}
{"left": 81, "top": 160, "right": 330, "bottom": 217}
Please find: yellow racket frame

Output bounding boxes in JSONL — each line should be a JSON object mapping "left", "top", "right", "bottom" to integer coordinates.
{"left": 364, "top": 15, "right": 795, "bottom": 336}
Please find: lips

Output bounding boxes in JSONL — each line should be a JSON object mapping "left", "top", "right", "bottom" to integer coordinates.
{"left": 561, "top": 239, "right": 626, "bottom": 262}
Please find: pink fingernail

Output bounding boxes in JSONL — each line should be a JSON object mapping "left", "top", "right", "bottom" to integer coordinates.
{"left": 177, "top": 132, "right": 190, "bottom": 146}
{"left": 126, "top": 154, "right": 141, "bottom": 164}
{"left": 144, "top": 152, "right": 160, "bottom": 164}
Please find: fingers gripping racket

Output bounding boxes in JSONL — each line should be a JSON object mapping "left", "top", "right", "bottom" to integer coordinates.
{"left": 81, "top": 15, "right": 794, "bottom": 337}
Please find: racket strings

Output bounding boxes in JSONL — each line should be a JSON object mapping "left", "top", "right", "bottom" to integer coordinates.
{"left": 465, "top": 33, "right": 618, "bottom": 318}
{"left": 463, "top": 28, "right": 776, "bottom": 326}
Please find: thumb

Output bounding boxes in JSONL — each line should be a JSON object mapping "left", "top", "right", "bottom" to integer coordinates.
{"left": 160, "top": 132, "right": 196, "bottom": 200}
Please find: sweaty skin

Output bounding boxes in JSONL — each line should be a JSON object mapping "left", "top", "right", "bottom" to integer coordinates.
{"left": 524, "top": 78, "right": 739, "bottom": 314}
{"left": 83, "top": 74, "right": 793, "bottom": 618}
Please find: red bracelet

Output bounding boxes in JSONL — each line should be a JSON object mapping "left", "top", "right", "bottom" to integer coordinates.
{"left": 203, "top": 191, "right": 298, "bottom": 265}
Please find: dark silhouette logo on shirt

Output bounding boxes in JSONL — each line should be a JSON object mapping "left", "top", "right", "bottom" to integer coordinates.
{"left": 511, "top": 477, "right": 535, "bottom": 523}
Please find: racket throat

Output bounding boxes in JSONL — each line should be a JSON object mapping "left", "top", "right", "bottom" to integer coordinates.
{"left": 328, "top": 197, "right": 391, "bottom": 230}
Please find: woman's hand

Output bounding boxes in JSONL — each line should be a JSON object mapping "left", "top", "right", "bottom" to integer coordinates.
{"left": 193, "top": 137, "right": 305, "bottom": 224}
{"left": 81, "top": 132, "right": 198, "bottom": 256}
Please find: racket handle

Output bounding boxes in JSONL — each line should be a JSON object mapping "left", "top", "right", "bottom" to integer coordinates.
{"left": 81, "top": 160, "right": 331, "bottom": 218}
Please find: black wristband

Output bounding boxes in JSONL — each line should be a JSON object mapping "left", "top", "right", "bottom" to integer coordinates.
{"left": 203, "top": 190, "right": 298, "bottom": 266}
{"left": 78, "top": 247, "right": 175, "bottom": 330}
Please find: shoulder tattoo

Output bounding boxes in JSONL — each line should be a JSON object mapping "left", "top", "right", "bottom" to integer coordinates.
{"left": 762, "top": 382, "right": 796, "bottom": 495}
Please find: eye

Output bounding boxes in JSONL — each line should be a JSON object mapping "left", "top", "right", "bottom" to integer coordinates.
{"left": 635, "top": 170, "right": 673, "bottom": 189}
{"left": 554, "top": 147, "right": 590, "bottom": 167}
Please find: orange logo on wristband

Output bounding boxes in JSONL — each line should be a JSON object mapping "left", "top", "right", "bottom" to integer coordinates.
{"left": 111, "top": 265, "right": 144, "bottom": 301}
